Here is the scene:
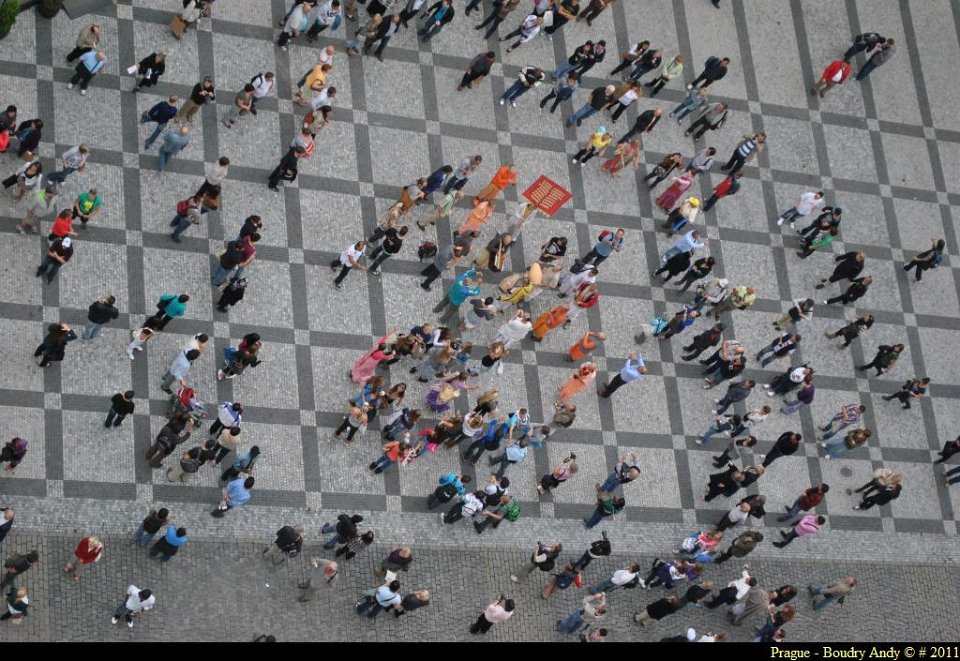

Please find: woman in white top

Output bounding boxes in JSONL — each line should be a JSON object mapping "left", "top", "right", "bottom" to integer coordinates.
{"left": 493, "top": 311, "right": 532, "bottom": 349}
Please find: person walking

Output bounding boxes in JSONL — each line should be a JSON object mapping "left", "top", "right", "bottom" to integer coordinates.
{"left": 773, "top": 514, "right": 825, "bottom": 548}
{"left": 843, "top": 32, "right": 887, "bottom": 62}
{"left": 35, "top": 237, "right": 74, "bottom": 285}
{"left": 808, "top": 577, "right": 856, "bottom": 611}
{"left": 824, "top": 314, "right": 874, "bottom": 350}
{"left": 297, "top": 558, "right": 339, "bottom": 602}
{"left": 775, "top": 190, "right": 824, "bottom": 230}
{"left": 166, "top": 438, "right": 217, "bottom": 483}
{"left": 63, "top": 536, "right": 103, "bottom": 581}
{"left": 822, "top": 428, "right": 872, "bottom": 459}
{"left": 883, "top": 377, "right": 930, "bottom": 410}
{"left": 47, "top": 144, "right": 91, "bottom": 185}
{"left": 773, "top": 298, "right": 814, "bottom": 332}
{"left": 714, "top": 531, "right": 762, "bottom": 564}
{"left": 853, "top": 469, "right": 902, "bottom": 510}
{"left": 469, "top": 596, "right": 515, "bottom": 635}
{"left": 111, "top": 586, "right": 155, "bottom": 629}
{"left": 778, "top": 484, "right": 828, "bottom": 522}
{"left": 681, "top": 323, "right": 723, "bottom": 361}
{"left": 811, "top": 59, "right": 852, "bottom": 97}
{"left": 104, "top": 390, "right": 135, "bottom": 429}
{"left": 134, "top": 508, "right": 170, "bottom": 548}
{"left": 33, "top": 323, "right": 77, "bottom": 368}
{"left": 330, "top": 241, "right": 367, "bottom": 290}
{"left": 756, "top": 332, "right": 800, "bottom": 368}
{"left": 617, "top": 106, "right": 663, "bottom": 146}
{"left": 159, "top": 348, "right": 200, "bottom": 394}
{"left": 67, "top": 50, "right": 107, "bottom": 96}
{"left": 149, "top": 525, "right": 188, "bottom": 562}
{"left": 142, "top": 95, "right": 179, "bottom": 150}
{"left": 363, "top": 14, "right": 401, "bottom": 61}
{"left": 131, "top": 51, "right": 167, "bottom": 92}
{"left": 1, "top": 551, "right": 39, "bottom": 590}
{"left": 277, "top": 1, "right": 314, "bottom": 50}
{"left": 855, "top": 343, "right": 904, "bottom": 377}
{"left": 157, "top": 126, "right": 191, "bottom": 172}
{"left": 267, "top": 145, "right": 304, "bottom": 191}
{"left": 761, "top": 431, "right": 801, "bottom": 468}
{"left": 781, "top": 375, "right": 815, "bottom": 415}
{"left": 211, "top": 476, "right": 255, "bottom": 517}
{"left": 368, "top": 226, "right": 409, "bottom": 274}
{"left": 149, "top": 293, "right": 189, "bottom": 332}
{"left": 720, "top": 132, "right": 765, "bottom": 174}
{"left": 420, "top": 244, "right": 465, "bottom": 291}
{"left": 557, "top": 592, "right": 607, "bottom": 634}
{"left": 702, "top": 171, "right": 741, "bottom": 212}
{"left": 854, "top": 38, "right": 896, "bottom": 81}
{"left": 583, "top": 490, "right": 625, "bottom": 528}
{"left": 571, "top": 126, "right": 612, "bottom": 167}
{"left": 322, "top": 514, "right": 364, "bottom": 549}
{"left": 598, "top": 352, "right": 646, "bottom": 398}
{"left": 934, "top": 435, "right": 960, "bottom": 465}
{"left": 689, "top": 56, "right": 730, "bottom": 89}
{"left": 902, "top": 238, "right": 946, "bottom": 282}
{"left": 684, "top": 101, "right": 728, "bottom": 140}
{"left": 473, "top": 165, "right": 517, "bottom": 205}
{"left": 713, "top": 380, "right": 755, "bottom": 414}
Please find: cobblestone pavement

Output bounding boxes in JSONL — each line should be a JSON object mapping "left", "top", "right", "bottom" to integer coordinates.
{"left": 0, "top": 0, "right": 959, "bottom": 641}
{"left": 2, "top": 530, "right": 958, "bottom": 642}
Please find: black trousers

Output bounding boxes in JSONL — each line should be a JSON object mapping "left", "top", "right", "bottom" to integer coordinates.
{"left": 883, "top": 390, "right": 912, "bottom": 407}
{"left": 460, "top": 70, "right": 486, "bottom": 88}
{"left": 599, "top": 374, "right": 627, "bottom": 398}
{"left": 705, "top": 586, "right": 738, "bottom": 608}
{"left": 66, "top": 46, "right": 93, "bottom": 62}
{"left": 722, "top": 153, "right": 746, "bottom": 173}
{"left": 470, "top": 613, "right": 494, "bottom": 634}
{"left": 69, "top": 64, "right": 95, "bottom": 90}
{"left": 420, "top": 264, "right": 442, "bottom": 288}
{"left": 682, "top": 336, "right": 713, "bottom": 360}
{"left": 644, "top": 75, "right": 668, "bottom": 95}
{"left": 539, "top": 91, "right": 565, "bottom": 113}
{"left": 686, "top": 115, "right": 715, "bottom": 139}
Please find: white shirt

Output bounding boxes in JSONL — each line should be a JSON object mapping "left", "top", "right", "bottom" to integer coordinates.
{"left": 375, "top": 585, "right": 402, "bottom": 607}
{"left": 340, "top": 244, "right": 363, "bottom": 267}
{"left": 205, "top": 162, "right": 229, "bottom": 185}
{"left": 730, "top": 570, "right": 752, "bottom": 600}
{"left": 498, "top": 317, "right": 532, "bottom": 342}
{"left": 315, "top": 1, "right": 341, "bottom": 25}
{"left": 309, "top": 87, "right": 334, "bottom": 111}
{"left": 316, "top": 49, "right": 335, "bottom": 68}
{"left": 124, "top": 585, "right": 156, "bottom": 613}
{"left": 183, "top": 334, "right": 205, "bottom": 353}
{"left": 789, "top": 366, "right": 807, "bottom": 383}
{"left": 795, "top": 191, "right": 824, "bottom": 215}
{"left": 62, "top": 145, "right": 88, "bottom": 169}
{"left": 617, "top": 89, "right": 640, "bottom": 106}
{"left": 611, "top": 568, "right": 638, "bottom": 586}
{"left": 726, "top": 505, "right": 749, "bottom": 526}
{"left": 250, "top": 74, "right": 274, "bottom": 99}
{"left": 830, "top": 68, "right": 844, "bottom": 82}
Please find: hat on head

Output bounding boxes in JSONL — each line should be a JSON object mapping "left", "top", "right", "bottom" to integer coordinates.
{"left": 689, "top": 197, "right": 700, "bottom": 207}
{"left": 596, "top": 126, "right": 606, "bottom": 134}
{"left": 61, "top": 237, "right": 72, "bottom": 248}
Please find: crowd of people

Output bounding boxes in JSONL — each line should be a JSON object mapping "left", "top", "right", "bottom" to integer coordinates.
{"left": 0, "top": 0, "right": 955, "bottom": 641}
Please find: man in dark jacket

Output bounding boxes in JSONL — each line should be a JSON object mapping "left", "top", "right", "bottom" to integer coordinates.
{"left": 142, "top": 96, "right": 178, "bottom": 150}
{"left": 573, "top": 531, "right": 611, "bottom": 570}
{"left": 688, "top": 56, "right": 730, "bottom": 89}
{"left": 14, "top": 119, "right": 43, "bottom": 158}
{"left": 566, "top": 84, "right": 616, "bottom": 127}
{"left": 681, "top": 323, "right": 724, "bottom": 362}
{"left": 322, "top": 514, "right": 363, "bottom": 549}
{"left": 105, "top": 390, "right": 135, "bottom": 429}
{"left": 714, "top": 531, "right": 763, "bottom": 564}
{"left": 458, "top": 51, "right": 495, "bottom": 91}
{"left": 267, "top": 146, "right": 303, "bottom": 191}
{"left": 816, "top": 251, "right": 865, "bottom": 289}
{"left": 616, "top": 106, "right": 663, "bottom": 145}
{"left": 83, "top": 295, "right": 119, "bottom": 340}
{"left": 263, "top": 524, "right": 304, "bottom": 564}
{"left": 855, "top": 343, "right": 904, "bottom": 377}
{"left": 842, "top": 32, "right": 887, "bottom": 62}
{"left": 364, "top": 14, "right": 401, "bottom": 61}
{"left": 761, "top": 432, "right": 801, "bottom": 468}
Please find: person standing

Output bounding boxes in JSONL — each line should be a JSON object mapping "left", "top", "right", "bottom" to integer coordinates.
{"left": 883, "top": 377, "right": 930, "bottom": 410}
{"left": 159, "top": 348, "right": 200, "bottom": 394}
{"left": 843, "top": 32, "right": 887, "bottom": 62}
{"left": 263, "top": 525, "right": 304, "bottom": 565}
{"left": 47, "top": 144, "right": 91, "bottom": 185}
{"left": 142, "top": 95, "right": 179, "bottom": 150}
{"left": 645, "top": 54, "right": 684, "bottom": 96}
{"left": 825, "top": 314, "right": 873, "bottom": 350}
{"left": 808, "top": 577, "right": 856, "bottom": 611}
{"left": 557, "top": 592, "right": 608, "bottom": 634}
{"left": 474, "top": 165, "right": 517, "bottom": 205}
{"left": 820, "top": 403, "right": 865, "bottom": 440}
{"left": 761, "top": 431, "right": 801, "bottom": 468}
{"left": 418, "top": 0, "right": 455, "bottom": 42}
{"left": 580, "top": 228, "right": 625, "bottom": 267}
{"left": 854, "top": 38, "right": 896, "bottom": 81}
{"left": 35, "top": 237, "right": 74, "bottom": 285}
{"left": 420, "top": 244, "right": 465, "bottom": 291}
{"left": 174, "top": 77, "right": 216, "bottom": 124}
{"left": 499, "top": 65, "right": 546, "bottom": 107}
{"left": 149, "top": 525, "right": 188, "bottom": 562}
{"left": 82, "top": 295, "right": 119, "bottom": 340}
{"left": 572, "top": 126, "right": 612, "bottom": 166}
{"left": 364, "top": 14, "right": 401, "bottom": 62}
{"left": 211, "top": 476, "right": 255, "bottom": 517}
{"left": 714, "top": 531, "right": 762, "bottom": 564}
{"left": 111, "top": 586, "right": 155, "bottom": 629}
{"left": 63, "top": 536, "right": 103, "bottom": 581}
{"left": 151, "top": 293, "right": 189, "bottom": 331}
{"left": 458, "top": 52, "right": 495, "bottom": 92}
{"left": 720, "top": 132, "right": 765, "bottom": 174}
{"left": 823, "top": 275, "right": 872, "bottom": 307}
{"left": 277, "top": 1, "right": 314, "bottom": 50}
{"left": 781, "top": 376, "right": 815, "bottom": 415}
{"left": 566, "top": 84, "right": 616, "bottom": 128}
{"left": 934, "top": 435, "right": 960, "bottom": 465}
{"left": 616, "top": 106, "right": 663, "bottom": 145}
{"left": 34, "top": 323, "right": 77, "bottom": 368}
{"left": 105, "top": 391, "right": 135, "bottom": 429}
{"left": 0, "top": 508, "right": 14, "bottom": 544}
{"left": 773, "top": 298, "right": 814, "bottom": 332}
{"left": 713, "top": 380, "right": 756, "bottom": 414}
{"left": 469, "top": 596, "right": 515, "bottom": 635}
{"left": 778, "top": 484, "right": 828, "bottom": 522}
{"left": 755, "top": 332, "right": 800, "bottom": 368}
{"left": 855, "top": 343, "right": 904, "bottom": 377}
{"left": 598, "top": 352, "right": 646, "bottom": 398}
{"left": 775, "top": 190, "right": 824, "bottom": 230}
{"left": 684, "top": 102, "right": 728, "bottom": 140}
{"left": 66, "top": 23, "right": 101, "bottom": 63}
{"left": 702, "top": 171, "right": 742, "bottom": 212}
{"left": 681, "top": 323, "right": 723, "bottom": 361}
{"left": 68, "top": 50, "right": 107, "bottom": 96}
{"left": 689, "top": 56, "right": 730, "bottom": 90}
{"left": 811, "top": 59, "right": 852, "bottom": 97}
{"left": 268, "top": 145, "right": 304, "bottom": 191}
{"left": 157, "top": 126, "right": 190, "bottom": 172}
{"left": 710, "top": 285, "right": 757, "bottom": 319}
{"left": 368, "top": 226, "right": 409, "bottom": 274}
{"left": 822, "top": 428, "right": 872, "bottom": 459}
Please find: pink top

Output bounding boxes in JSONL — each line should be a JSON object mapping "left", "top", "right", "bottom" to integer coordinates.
{"left": 794, "top": 514, "right": 821, "bottom": 536}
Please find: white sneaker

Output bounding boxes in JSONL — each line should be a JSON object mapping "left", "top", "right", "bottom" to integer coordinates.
{"left": 127, "top": 620, "right": 134, "bottom": 629}
{"left": 510, "top": 101, "right": 516, "bottom": 108}
{"left": 499, "top": 99, "right": 505, "bottom": 105}
{"left": 111, "top": 617, "right": 119, "bottom": 624}
{"left": 67, "top": 83, "right": 74, "bottom": 89}
{"left": 80, "top": 89, "right": 87, "bottom": 96}
{"left": 776, "top": 217, "right": 784, "bottom": 226}
{"left": 127, "top": 351, "right": 135, "bottom": 360}
{"left": 510, "top": 575, "right": 519, "bottom": 583}
{"left": 217, "top": 369, "right": 225, "bottom": 381}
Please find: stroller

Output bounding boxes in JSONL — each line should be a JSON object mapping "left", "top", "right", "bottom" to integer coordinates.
{"left": 167, "top": 386, "right": 209, "bottom": 426}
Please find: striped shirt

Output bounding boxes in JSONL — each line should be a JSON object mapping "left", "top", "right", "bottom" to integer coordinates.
{"left": 737, "top": 138, "right": 757, "bottom": 158}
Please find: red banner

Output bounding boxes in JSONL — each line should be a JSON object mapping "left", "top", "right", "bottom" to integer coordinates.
{"left": 522, "top": 175, "right": 572, "bottom": 216}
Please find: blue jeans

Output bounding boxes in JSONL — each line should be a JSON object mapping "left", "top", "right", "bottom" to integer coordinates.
{"left": 662, "top": 246, "right": 682, "bottom": 262}
{"left": 501, "top": 80, "right": 529, "bottom": 102}
{"left": 809, "top": 585, "right": 838, "bottom": 610}
{"left": 566, "top": 103, "right": 598, "bottom": 127}
{"left": 671, "top": 98, "right": 697, "bottom": 119}
{"left": 699, "top": 423, "right": 731, "bottom": 445}
{"left": 171, "top": 216, "right": 193, "bottom": 241}
{"left": 211, "top": 263, "right": 233, "bottom": 286}
{"left": 777, "top": 499, "right": 803, "bottom": 522}
{"left": 47, "top": 167, "right": 77, "bottom": 184}
{"left": 134, "top": 523, "right": 157, "bottom": 548}
{"left": 552, "top": 61, "right": 576, "bottom": 80}
{"left": 583, "top": 507, "right": 605, "bottom": 529}
{"left": 321, "top": 522, "right": 344, "bottom": 549}
{"left": 158, "top": 148, "right": 177, "bottom": 172}
{"left": 82, "top": 323, "right": 103, "bottom": 339}
{"left": 824, "top": 438, "right": 849, "bottom": 458}
{"left": 715, "top": 395, "right": 736, "bottom": 414}
{"left": 371, "top": 453, "right": 395, "bottom": 472}
{"left": 781, "top": 400, "right": 808, "bottom": 415}
{"left": 589, "top": 577, "right": 614, "bottom": 595}
{"left": 143, "top": 119, "right": 166, "bottom": 150}
{"left": 756, "top": 341, "right": 783, "bottom": 367}
{"left": 855, "top": 60, "right": 877, "bottom": 81}
{"left": 821, "top": 417, "right": 848, "bottom": 440}
{"left": 598, "top": 472, "right": 621, "bottom": 494}
{"left": 556, "top": 609, "right": 586, "bottom": 633}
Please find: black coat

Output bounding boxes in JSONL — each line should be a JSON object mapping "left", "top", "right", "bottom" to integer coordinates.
{"left": 646, "top": 598, "right": 680, "bottom": 620}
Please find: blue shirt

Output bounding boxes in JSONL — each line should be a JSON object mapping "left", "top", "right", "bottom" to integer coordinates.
{"left": 439, "top": 472, "right": 466, "bottom": 495}
{"left": 505, "top": 444, "right": 528, "bottom": 463}
{"left": 226, "top": 479, "right": 252, "bottom": 507}
{"left": 620, "top": 357, "right": 645, "bottom": 383}
{"left": 594, "top": 235, "right": 624, "bottom": 257}
{"left": 148, "top": 101, "right": 178, "bottom": 124}
{"left": 506, "top": 410, "right": 530, "bottom": 439}
{"left": 161, "top": 130, "right": 190, "bottom": 155}
{"left": 448, "top": 269, "right": 480, "bottom": 305}
{"left": 424, "top": 167, "right": 448, "bottom": 193}
{"left": 80, "top": 50, "right": 106, "bottom": 75}
{"left": 232, "top": 450, "right": 258, "bottom": 472}
{"left": 164, "top": 524, "right": 188, "bottom": 547}
{"left": 159, "top": 294, "right": 187, "bottom": 318}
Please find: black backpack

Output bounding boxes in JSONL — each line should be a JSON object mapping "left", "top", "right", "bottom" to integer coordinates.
{"left": 436, "top": 481, "right": 459, "bottom": 503}
{"left": 418, "top": 241, "right": 438, "bottom": 262}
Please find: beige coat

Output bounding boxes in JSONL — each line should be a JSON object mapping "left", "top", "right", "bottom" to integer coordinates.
{"left": 76, "top": 25, "right": 100, "bottom": 49}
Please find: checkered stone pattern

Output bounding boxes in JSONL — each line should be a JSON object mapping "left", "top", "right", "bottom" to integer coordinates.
{"left": 1, "top": 0, "right": 960, "bottom": 628}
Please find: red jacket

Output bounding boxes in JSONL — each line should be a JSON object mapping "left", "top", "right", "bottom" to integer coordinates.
{"left": 74, "top": 537, "right": 103, "bottom": 565}
{"left": 797, "top": 490, "right": 824, "bottom": 511}
{"left": 574, "top": 283, "right": 600, "bottom": 309}
{"left": 822, "top": 60, "right": 851, "bottom": 84}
